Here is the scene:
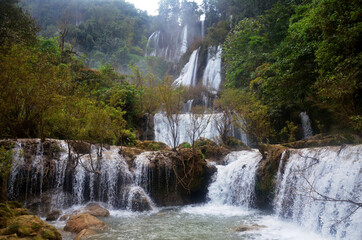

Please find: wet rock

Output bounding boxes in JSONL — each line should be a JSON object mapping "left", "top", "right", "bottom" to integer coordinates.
{"left": 64, "top": 213, "right": 107, "bottom": 233}
{"left": 1, "top": 215, "right": 61, "bottom": 240}
{"left": 255, "top": 144, "right": 289, "bottom": 210}
{"left": 234, "top": 224, "right": 266, "bottom": 232}
{"left": 82, "top": 203, "right": 109, "bottom": 217}
{"left": 129, "top": 189, "right": 152, "bottom": 212}
{"left": 46, "top": 210, "right": 62, "bottom": 221}
{"left": 74, "top": 229, "right": 97, "bottom": 240}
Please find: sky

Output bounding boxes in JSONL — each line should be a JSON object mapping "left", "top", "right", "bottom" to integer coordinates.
{"left": 126, "top": 0, "right": 203, "bottom": 16}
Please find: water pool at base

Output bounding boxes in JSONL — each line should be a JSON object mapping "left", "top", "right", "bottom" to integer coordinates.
{"left": 56, "top": 205, "right": 328, "bottom": 240}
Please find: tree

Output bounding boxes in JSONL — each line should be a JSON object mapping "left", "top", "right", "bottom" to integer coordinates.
{"left": 186, "top": 106, "right": 212, "bottom": 150}
{"left": 0, "top": 44, "right": 72, "bottom": 139}
{"left": 0, "top": 0, "right": 38, "bottom": 46}
{"left": 157, "top": 75, "right": 186, "bottom": 149}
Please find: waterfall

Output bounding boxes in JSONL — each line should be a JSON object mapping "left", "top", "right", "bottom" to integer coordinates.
{"left": 7, "top": 140, "right": 155, "bottom": 210}
{"left": 207, "top": 150, "right": 262, "bottom": 207}
{"left": 133, "top": 152, "right": 152, "bottom": 193}
{"left": 145, "top": 31, "right": 160, "bottom": 57}
{"left": 154, "top": 113, "right": 224, "bottom": 147}
{"left": 300, "top": 111, "right": 313, "bottom": 138}
{"left": 145, "top": 24, "right": 189, "bottom": 63}
{"left": 274, "top": 145, "right": 362, "bottom": 240}
{"left": 183, "top": 99, "right": 194, "bottom": 113}
{"left": 202, "top": 46, "right": 222, "bottom": 94}
{"left": 174, "top": 48, "right": 200, "bottom": 87}
{"left": 201, "top": 20, "right": 205, "bottom": 39}
{"left": 180, "top": 25, "right": 188, "bottom": 57}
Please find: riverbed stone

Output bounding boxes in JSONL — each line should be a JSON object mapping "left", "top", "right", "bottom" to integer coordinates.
{"left": 82, "top": 203, "right": 109, "bottom": 217}
{"left": 234, "top": 224, "right": 267, "bottom": 232}
{"left": 46, "top": 210, "right": 62, "bottom": 221}
{"left": 64, "top": 213, "right": 107, "bottom": 233}
{"left": 73, "top": 229, "right": 97, "bottom": 240}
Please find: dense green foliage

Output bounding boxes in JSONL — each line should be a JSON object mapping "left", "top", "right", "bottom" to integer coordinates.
{"left": 221, "top": 0, "right": 361, "bottom": 142}
{"left": 23, "top": 0, "right": 152, "bottom": 70}
{"left": 0, "top": 0, "right": 156, "bottom": 145}
{"left": 1, "top": 0, "right": 360, "bottom": 146}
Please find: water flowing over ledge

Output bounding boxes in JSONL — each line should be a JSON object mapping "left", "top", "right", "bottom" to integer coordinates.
{"left": 3, "top": 139, "right": 361, "bottom": 239}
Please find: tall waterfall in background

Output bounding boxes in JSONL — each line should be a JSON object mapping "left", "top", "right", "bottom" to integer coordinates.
{"left": 274, "top": 145, "right": 362, "bottom": 240}
{"left": 180, "top": 25, "right": 188, "bottom": 57}
{"left": 174, "top": 48, "right": 200, "bottom": 87}
{"left": 145, "top": 25, "right": 189, "bottom": 63}
{"left": 300, "top": 112, "right": 313, "bottom": 138}
{"left": 201, "top": 20, "right": 205, "bottom": 39}
{"left": 202, "top": 46, "right": 222, "bottom": 94}
{"left": 207, "top": 150, "right": 262, "bottom": 207}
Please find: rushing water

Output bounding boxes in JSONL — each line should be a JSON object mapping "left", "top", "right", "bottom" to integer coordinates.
{"left": 202, "top": 45, "right": 222, "bottom": 94}
{"left": 274, "top": 145, "right": 362, "bottom": 240}
{"left": 300, "top": 112, "right": 313, "bottom": 138}
{"left": 7, "top": 140, "right": 361, "bottom": 239}
{"left": 55, "top": 205, "right": 328, "bottom": 240}
{"left": 174, "top": 48, "right": 200, "bottom": 87}
{"left": 53, "top": 150, "right": 329, "bottom": 240}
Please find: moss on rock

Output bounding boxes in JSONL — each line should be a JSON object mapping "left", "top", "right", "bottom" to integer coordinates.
{"left": 0, "top": 202, "right": 60, "bottom": 240}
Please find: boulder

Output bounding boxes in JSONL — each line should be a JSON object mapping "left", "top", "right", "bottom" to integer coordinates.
{"left": 64, "top": 213, "right": 106, "bottom": 233}
{"left": 1, "top": 215, "right": 61, "bottom": 240}
{"left": 46, "top": 210, "right": 62, "bottom": 221}
{"left": 129, "top": 188, "right": 152, "bottom": 212}
{"left": 82, "top": 204, "right": 109, "bottom": 217}
{"left": 74, "top": 229, "right": 97, "bottom": 240}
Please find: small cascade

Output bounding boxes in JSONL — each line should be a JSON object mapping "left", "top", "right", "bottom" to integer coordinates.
{"left": 274, "top": 145, "right": 362, "bottom": 239}
{"left": 174, "top": 48, "right": 200, "bottom": 87}
{"left": 201, "top": 20, "right": 205, "bottom": 39}
{"left": 202, "top": 45, "right": 222, "bottom": 94}
{"left": 180, "top": 25, "right": 188, "bottom": 57}
{"left": 133, "top": 152, "right": 152, "bottom": 193}
{"left": 145, "top": 25, "right": 192, "bottom": 63}
{"left": 183, "top": 99, "right": 194, "bottom": 113}
{"left": 207, "top": 150, "right": 262, "bottom": 207}
{"left": 7, "top": 140, "right": 156, "bottom": 211}
{"left": 300, "top": 111, "right": 313, "bottom": 138}
{"left": 145, "top": 31, "right": 160, "bottom": 57}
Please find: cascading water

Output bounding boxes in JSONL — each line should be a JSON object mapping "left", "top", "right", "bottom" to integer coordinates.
{"left": 7, "top": 140, "right": 155, "bottom": 211}
{"left": 207, "top": 150, "right": 262, "bottom": 207}
{"left": 145, "top": 31, "right": 160, "bottom": 57}
{"left": 183, "top": 99, "right": 194, "bottom": 113}
{"left": 300, "top": 111, "right": 313, "bottom": 138}
{"left": 201, "top": 20, "right": 205, "bottom": 39}
{"left": 154, "top": 113, "right": 224, "bottom": 147}
{"left": 174, "top": 48, "right": 200, "bottom": 87}
{"left": 145, "top": 24, "right": 190, "bottom": 63}
{"left": 180, "top": 25, "right": 188, "bottom": 57}
{"left": 202, "top": 45, "right": 222, "bottom": 94}
{"left": 274, "top": 145, "right": 362, "bottom": 239}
